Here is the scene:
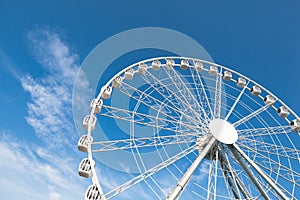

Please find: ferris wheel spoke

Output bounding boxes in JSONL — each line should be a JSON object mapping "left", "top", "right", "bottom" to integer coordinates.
{"left": 190, "top": 60, "right": 214, "bottom": 118}
{"left": 192, "top": 183, "right": 212, "bottom": 199}
{"left": 142, "top": 70, "right": 203, "bottom": 123}
{"left": 162, "top": 65, "right": 211, "bottom": 122}
{"left": 119, "top": 82, "right": 180, "bottom": 122}
{"left": 213, "top": 70, "right": 223, "bottom": 119}
{"left": 237, "top": 125, "right": 292, "bottom": 138}
{"left": 100, "top": 105, "right": 199, "bottom": 134}
{"left": 166, "top": 137, "right": 216, "bottom": 200}
{"left": 230, "top": 143, "right": 290, "bottom": 200}
{"left": 153, "top": 109, "right": 197, "bottom": 180}
{"left": 237, "top": 138, "right": 300, "bottom": 160}
{"left": 129, "top": 117, "right": 167, "bottom": 199}
{"left": 255, "top": 159, "right": 300, "bottom": 195}
{"left": 92, "top": 133, "right": 198, "bottom": 152}
{"left": 152, "top": 109, "right": 191, "bottom": 182}
{"left": 119, "top": 81, "right": 199, "bottom": 127}
{"left": 141, "top": 71, "right": 205, "bottom": 127}
{"left": 237, "top": 142, "right": 300, "bottom": 187}
{"left": 225, "top": 82, "right": 249, "bottom": 121}
{"left": 146, "top": 68, "right": 205, "bottom": 124}
{"left": 233, "top": 103, "right": 274, "bottom": 127}
{"left": 188, "top": 68, "right": 212, "bottom": 118}
{"left": 255, "top": 164, "right": 298, "bottom": 197}
{"left": 104, "top": 144, "right": 197, "bottom": 199}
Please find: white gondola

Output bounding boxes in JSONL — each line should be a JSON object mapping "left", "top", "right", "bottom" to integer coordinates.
{"left": 83, "top": 115, "right": 97, "bottom": 131}
{"left": 251, "top": 86, "right": 261, "bottom": 96}
{"left": 151, "top": 60, "right": 161, "bottom": 71}
{"left": 290, "top": 119, "right": 300, "bottom": 132}
{"left": 124, "top": 68, "right": 134, "bottom": 80}
{"left": 112, "top": 76, "right": 122, "bottom": 89}
{"left": 85, "top": 185, "right": 101, "bottom": 200}
{"left": 277, "top": 106, "right": 290, "bottom": 118}
{"left": 264, "top": 95, "right": 275, "bottom": 105}
{"left": 237, "top": 77, "right": 246, "bottom": 88}
{"left": 78, "top": 135, "right": 93, "bottom": 152}
{"left": 90, "top": 99, "right": 103, "bottom": 114}
{"left": 223, "top": 71, "right": 232, "bottom": 81}
{"left": 166, "top": 59, "right": 175, "bottom": 69}
{"left": 78, "top": 158, "right": 93, "bottom": 178}
{"left": 194, "top": 61, "right": 204, "bottom": 72}
{"left": 101, "top": 86, "right": 112, "bottom": 99}
{"left": 209, "top": 66, "right": 218, "bottom": 76}
{"left": 180, "top": 60, "right": 189, "bottom": 70}
{"left": 138, "top": 63, "right": 147, "bottom": 75}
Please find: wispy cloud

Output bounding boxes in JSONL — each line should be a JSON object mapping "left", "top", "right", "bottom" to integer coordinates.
{"left": 21, "top": 29, "right": 80, "bottom": 148}
{"left": 27, "top": 29, "right": 79, "bottom": 84}
{"left": 0, "top": 48, "right": 22, "bottom": 80}
{"left": 0, "top": 132, "right": 85, "bottom": 200}
{"left": 3, "top": 27, "right": 152, "bottom": 200}
{"left": 193, "top": 159, "right": 210, "bottom": 182}
{"left": 0, "top": 28, "right": 91, "bottom": 199}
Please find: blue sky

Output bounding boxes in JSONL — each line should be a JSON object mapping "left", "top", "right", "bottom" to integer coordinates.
{"left": 0, "top": 1, "right": 300, "bottom": 199}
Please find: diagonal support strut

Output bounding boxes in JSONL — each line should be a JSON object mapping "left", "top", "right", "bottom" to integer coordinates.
{"left": 228, "top": 144, "right": 270, "bottom": 199}
{"left": 232, "top": 143, "right": 289, "bottom": 200}
{"left": 166, "top": 137, "right": 216, "bottom": 200}
{"left": 219, "top": 148, "right": 252, "bottom": 199}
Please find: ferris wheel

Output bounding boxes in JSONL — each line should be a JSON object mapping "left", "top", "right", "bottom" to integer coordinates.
{"left": 77, "top": 57, "right": 300, "bottom": 200}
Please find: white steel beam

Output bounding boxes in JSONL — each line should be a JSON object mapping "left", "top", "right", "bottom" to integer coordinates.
{"left": 92, "top": 133, "right": 197, "bottom": 152}
{"left": 214, "top": 70, "right": 222, "bottom": 119}
{"left": 233, "top": 104, "right": 270, "bottom": 127}
{"left": 228, "top": 144, "right": 270, "bottom": 199}
{"left": 166, "top": 137, "right": 216, "bottom": 200}
{"left": 225, "top": 82, "right": 248, "bottom": 121}
{"left": 219, "top": 156, "right": 241, "bottom": 199}
{"left": 232, "top": 143, "right": 290, "bottom": 200}
{"left": 219, "top": 150, "right": 252, "bottom": 199}
{"left": 105, "top": 144, "right": 196, "bottom": 199}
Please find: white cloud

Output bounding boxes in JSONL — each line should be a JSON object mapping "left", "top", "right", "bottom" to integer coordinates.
{"left": 48, "top": 185, "right": 61, "bottom": 200}
{"left": 193, "top": 160, "right": 210, "bottom": 182}
{"left": 21, "top": 74, "right": 75, "bottom": 148}
{"left": 27, "top": 29, "right": 79, "bottom": 84}
{"left": 0, "top": 132, "right": 85, "bottom": 200}
{"left": 21, "top": 29, "right": 82, "bottom": 148}
{"left": 4, "top": 28, "right": 92, "bottom": 199}
{"left": 0, "top": 48, "right": 22, "bottom": 80}
{"left": 7, "top": 28, "right": 159, "bottom": 200}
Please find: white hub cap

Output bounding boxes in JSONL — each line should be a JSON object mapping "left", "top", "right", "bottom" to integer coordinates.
{"left": 209, "top": 119, "right": 238, "bottom": 144}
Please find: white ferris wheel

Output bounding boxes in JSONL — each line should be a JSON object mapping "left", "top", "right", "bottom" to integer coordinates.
{"left": 78, "top": 57, "right": 300, "bottom": 200}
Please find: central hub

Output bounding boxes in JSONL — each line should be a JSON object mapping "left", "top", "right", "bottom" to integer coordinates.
{"left": 209, "top": 119, "right": 238, "bottom": 144}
